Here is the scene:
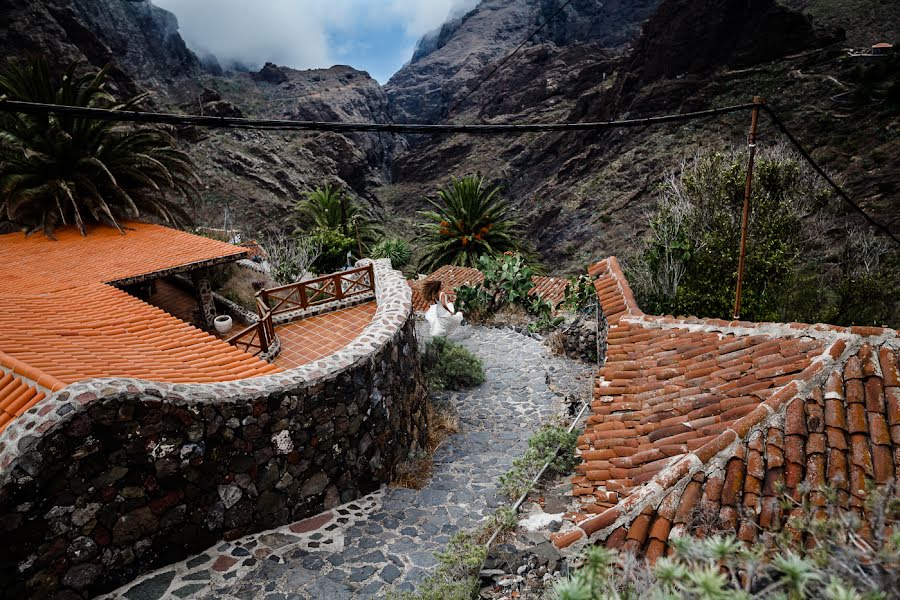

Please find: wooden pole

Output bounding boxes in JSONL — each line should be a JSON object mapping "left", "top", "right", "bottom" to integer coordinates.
{"left": 733, "top": 96, "right": 764, "bottom": 320}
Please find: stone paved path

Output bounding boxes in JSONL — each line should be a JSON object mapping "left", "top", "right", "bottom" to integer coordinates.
{"left": 105, "top": 325, "right": 591, "bottom": 600}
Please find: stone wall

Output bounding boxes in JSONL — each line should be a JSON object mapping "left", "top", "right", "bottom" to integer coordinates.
{"left": 547, "top": 305, "right": 609, "bottom": 365}
{"left": 0, "top": 260, "right": 427, "bottom": 600}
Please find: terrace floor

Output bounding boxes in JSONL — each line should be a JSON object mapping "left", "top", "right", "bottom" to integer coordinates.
{"left": 274, "top": 301, "right": 378, "bottom": 369}
{"left": 147, "top": 280, "right": 378, "bottom": 369}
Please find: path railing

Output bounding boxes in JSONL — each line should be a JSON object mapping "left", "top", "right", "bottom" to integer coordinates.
{"left": 258, "top": 264, "right": 375, "bottom": 318}
{"left": 225, "top": 298, "right": 274, "bottom": 357}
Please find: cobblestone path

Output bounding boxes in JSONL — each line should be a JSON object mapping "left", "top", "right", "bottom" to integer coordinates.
{"left": 105, "top": 325, "right": 590, "bottom": 600}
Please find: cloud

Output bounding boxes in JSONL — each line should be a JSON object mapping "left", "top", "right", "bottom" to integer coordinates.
{"left": 152, "top": 0, "right": 479, "bottom": 78}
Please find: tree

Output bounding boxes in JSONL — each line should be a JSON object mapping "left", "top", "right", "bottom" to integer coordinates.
{"left": 628, "top": 146, "right": 833, "bottom": 322}
{"left": 294, "top": 183, "right": 382, "bottom": 253}
{"left": 418, "top": 175, "right": 526, "bottom": 272}
{"left": 260, "top": 233, "right": 321, "bottom": 285}
{"left": 0, "top": 57, "right": 198, "bottom": 237}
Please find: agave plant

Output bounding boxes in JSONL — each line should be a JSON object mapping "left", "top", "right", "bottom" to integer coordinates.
{"left": 294, "top": 183, "right": 382, "bottom": 253}
{"left": 0, "top": 57, "right": 199, "bottom": 237}
{"left": 418, "top": 175, "right": 525, "bottom": 272}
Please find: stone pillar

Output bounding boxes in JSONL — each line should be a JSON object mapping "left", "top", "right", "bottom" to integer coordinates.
{"left": 192, "top": 269, "right": 217, "bottom": 330}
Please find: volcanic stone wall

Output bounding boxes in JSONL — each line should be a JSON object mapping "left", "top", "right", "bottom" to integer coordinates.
{"left": 0, "top": 259, "right": 428, "bottom": 599}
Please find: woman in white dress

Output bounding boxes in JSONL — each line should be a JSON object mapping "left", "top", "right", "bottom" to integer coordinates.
{"left": 422, "top": 280, "right": 463, "bottom": 337}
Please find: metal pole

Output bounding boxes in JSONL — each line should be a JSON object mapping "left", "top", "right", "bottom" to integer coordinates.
{"left": 733, "top": 96, "right": 764, "bottom": 320}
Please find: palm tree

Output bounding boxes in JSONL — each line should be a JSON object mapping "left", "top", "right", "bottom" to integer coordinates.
{"left": 0, "top": 57, "right": 198, "bottom": 237}
{"left": 418, "top": 175, "right": 525, "bottom": 272}
{"left": 294, "top": 183, "right": 382, "bottom": 253}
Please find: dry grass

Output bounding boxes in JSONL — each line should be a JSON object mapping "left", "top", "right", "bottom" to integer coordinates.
{"left": 391, "top": 400, "right": 460, "bottom": 490}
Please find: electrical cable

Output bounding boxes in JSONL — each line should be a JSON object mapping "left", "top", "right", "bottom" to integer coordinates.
{"left": 0, "top": 98, "right": 757, "bottom": 134}
{"left": 760, "top": 105, "right": 900, "bottom": 247}
{"left": 444, "top": 0, "right": 577, "bottom": 118}
{"left": 0, "top": 98, "right": 895, "bottom": 246}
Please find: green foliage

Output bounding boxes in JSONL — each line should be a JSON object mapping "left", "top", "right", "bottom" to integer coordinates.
{"left": 0, "top": 57, "right": 198, "bottom": 236}
{"left": 371, "top": 237, "right": 412, "bottom": 268}
{"left": 498, "top": 421, "right": 579, "bottom": 500}
{"left": 308, "top": 227, "right": 355, "bottom": 274}
{"left": 551, "top": 483, "right": 900, "bottom": 600}
{"left": 628, "top": 146, "right": 899, "bottom": 327}
{"left": 422, "top": 336, "right": 486, "bottom": 391}
{"left": 562, "top": 274, "right": 596, "bottom": 312}
{"left": 388, "top": 529, "right": 487, "bottom": 600}
{"left": 454, "top": 252, "right": 563, "bottom": 331}
{"left": 418, "top": 175, "right": 526, "bottom": 272}
{"left": 295, "top": 183, "right": 382, "bottom": 254}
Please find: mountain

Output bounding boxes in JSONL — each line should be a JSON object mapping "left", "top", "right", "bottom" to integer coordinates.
{"left": 0, "top": 0, "right": 897, "bottom": 273}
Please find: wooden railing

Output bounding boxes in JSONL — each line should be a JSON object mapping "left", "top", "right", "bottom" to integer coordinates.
{"left": 226, "top": 265, "right": 375, "bottom": 358}
{"left": 258, "top": 264, "right": 375, "bottom": 318}
{"left": 225, "top": 298, "right": 275, "bottom": 357}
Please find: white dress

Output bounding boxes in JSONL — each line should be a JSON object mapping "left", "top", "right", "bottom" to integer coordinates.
{"left": 424, "top": 293, "right": 464, "bottom": 337}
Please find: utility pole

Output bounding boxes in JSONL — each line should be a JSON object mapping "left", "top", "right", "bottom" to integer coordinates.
{"left": 733, "top": 96, "right": 765, "bottom": 320}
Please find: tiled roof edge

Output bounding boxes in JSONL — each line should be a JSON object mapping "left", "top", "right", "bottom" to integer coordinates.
{"left": 0, "top": 350, "right": 66, "bottom": 394}
{"left": 0, "top": 259, "right": 412, "bottom": 479}
{"left": 553, "top": 332, "right": 873, "bottom": 549}
{"left": 589, "top": 257, "right": 642, "bottom": 323}
{"left": 624, "top": 313, "right": 900, "bottom": 342}
{"left": 106, "top": 250, "right": 250, "bottom": 288}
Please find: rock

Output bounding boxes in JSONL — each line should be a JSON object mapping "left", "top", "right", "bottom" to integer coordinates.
{"left": 252, "top": 62, "right": 289, "bottom": 85}
{"left": 300, "top": 472, "right": 330, "bottom": 498}
{"left": 218, "top": 485, "right": 243, "bottom": 509}
{"left": 113, "top": 507, "right": 158, "bottom": 545}
{"left": 62, "top": 563, "right": 101, "bottom": 591}
{"left": 67, "top": 536, "right": 99, "bottom": 564}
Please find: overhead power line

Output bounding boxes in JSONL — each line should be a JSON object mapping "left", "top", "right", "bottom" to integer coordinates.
{"left": 445, "top": 0, "right": 577, "bottom": 117}
{"left": 760, "top": 105, "right": 900, "bottom": 246}
{"left": 0, "top": 99, "right": 756, "bottom": 134}
{"left": 0, "top": 98, "right": 896, "bottom": 247}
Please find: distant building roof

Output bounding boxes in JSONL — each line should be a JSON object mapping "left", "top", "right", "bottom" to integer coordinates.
{"left": 553, "top": 257, "right": 900, "bottom": 557}
{"left": 0, "top": 222, "right": 280, "bottom": 431}
{"left": 408, "top": 264, "right": 570, "bottom": 312}
{"left": 872, "top": 42, "right": 893, "bottom": 49}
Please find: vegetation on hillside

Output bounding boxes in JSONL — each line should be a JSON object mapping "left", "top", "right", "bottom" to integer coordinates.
{"left": 418, "top": 175, "right": 527, "bottom": 272}
{"left": 0, "top": 57, "right": 197, "bottom": 237}
{"left": 627, "top": 146, "right": 899, "bottom": 327}
{"left": 371, "top": 237, "right": 412, "bottom": 269}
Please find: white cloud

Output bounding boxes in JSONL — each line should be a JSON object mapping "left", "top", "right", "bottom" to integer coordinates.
{"left": 152, "top": 0, "right": 479, "bottom": 76}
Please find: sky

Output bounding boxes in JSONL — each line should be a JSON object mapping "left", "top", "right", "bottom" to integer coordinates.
{"left": 152, "top": 0, "right": 480, "bottom": 83}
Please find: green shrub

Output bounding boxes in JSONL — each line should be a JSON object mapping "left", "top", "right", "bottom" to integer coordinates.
{"left": 562, "top": 274, "right": 596, "bottom": 312}
{"left": 309, "top": 227, "right": 355, "bottom": 274}
{"left": 371, "top": 237, "right": 413, "bottom": 269}
{"left": 551, "top": 483, "right": 900, "bottom": 600}
{"left": 422, "top": 337, "right": 485, "bottom": 391}
{"left": 498, "top": 421, "right": 579, "bottom": 500}
{"left": 454, "top": 252, "right": 563, "bottom": 331}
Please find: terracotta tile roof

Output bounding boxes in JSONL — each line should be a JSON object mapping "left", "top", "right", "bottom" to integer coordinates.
{"left": 408, "top": 264, "right": 570, "bottom": 312}
{"left": 0, "top": 222, "right": 249, "bottom": 294}
{"left": 553, "top": 257, "right": 900, "bottom": 559}
{"left": 0, "top": 223, "right": 279, "bottom": 430}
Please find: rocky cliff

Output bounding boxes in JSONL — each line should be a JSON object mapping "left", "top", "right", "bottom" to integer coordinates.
{"left": 0, "top": 0, "right": 897, "bottom": 273}
{"left": 385, "top": 0, "right": 661, "bottom": 123}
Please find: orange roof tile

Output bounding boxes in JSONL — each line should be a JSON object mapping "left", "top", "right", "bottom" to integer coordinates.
{"left": 554, "top": 257, "right": 900, "bottom": 555}
{"left": 0, "top": 223, "right": 280, "bottom": 427}
{"left": 408, "top": 264, "right": 570, "bottom": 312}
